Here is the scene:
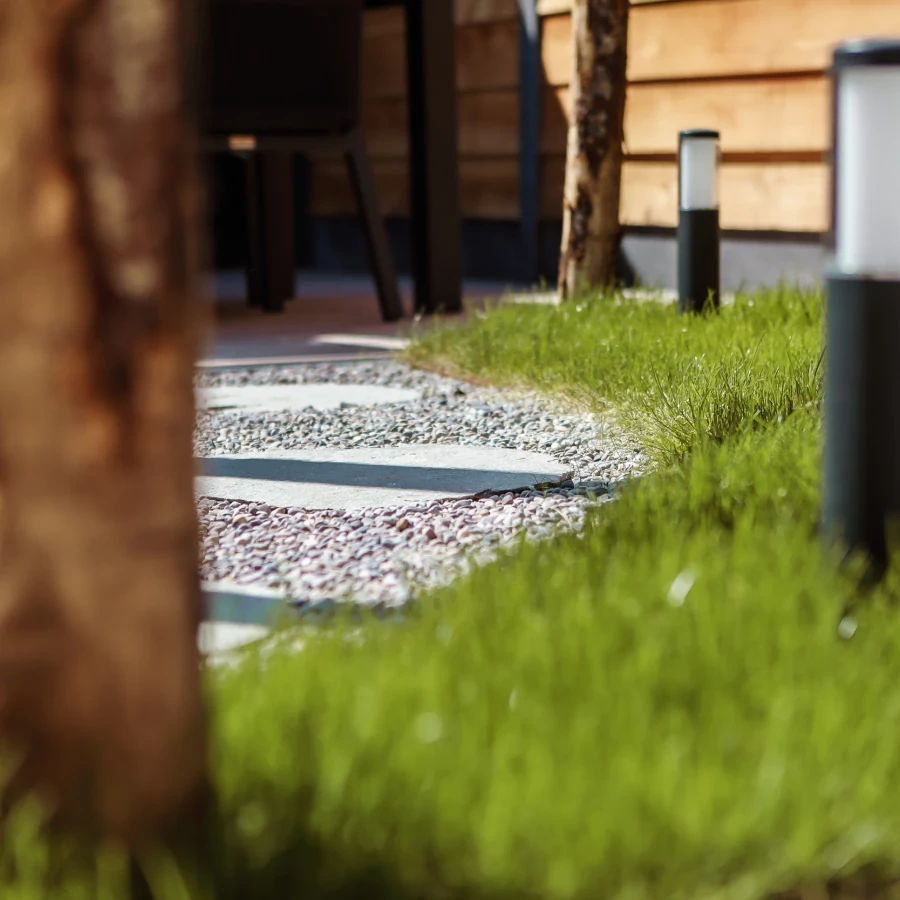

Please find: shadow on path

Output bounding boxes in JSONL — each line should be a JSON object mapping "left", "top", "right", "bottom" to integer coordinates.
{"left": 196, "top": 456, "right": 549, "bottom": 494}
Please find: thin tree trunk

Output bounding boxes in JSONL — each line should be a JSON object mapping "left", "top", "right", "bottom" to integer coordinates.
{"left": 0, "top": 0, "right": 208, "bottom": 844}
{"left": 558, "top": 0, "right": 629, "bottom": 301}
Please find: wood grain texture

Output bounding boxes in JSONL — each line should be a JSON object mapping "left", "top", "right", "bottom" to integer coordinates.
{"left": 538, "top": 0, "right": 667, "bottom": 10}
{"left": 628, "top": 0, "right": 900, "bottom": 82}
{"left": 541, "top": 157, "right": 829, "bottom": 231}
{"left": 362, "top": 6, "right": 404, "bottom": 38}
{"left": 624, "top": 76, "right": 830, "bottom": 154}
{"left": 540, "top": 84, "right": 568, "bottom": 155}
{"left": 362, "top": 26, "right": 408, "bottom": 99}
{"left": 541, "top": 13, "right": 572, "bottom": 86}
{"left": 364, "top": 0, "right": 517, "bottom": 37}
{"left": 0, "top": 0, "right": 208, "bottom": 844}
{"left": 364, "top": 90, "right": 519, "bottom": 159}
{"left": 311, "top": 157, "right": 520, "bottom": 219}
{"left": 455, "top": 20, "right": 520, "bottom": 90}
{"left": 455, "top": 0, "right": 519, "bottom": 23}
{"left": 622, "top": 161, "right": 830, "bottom": 230}
{"left": 538, "top": 44, "right": 844, "bottom": 155}
{"left": 362, "top": 17, "right": 519, "bottom": 99}
{"left": 542, "top": 0, "right": 900, "bottom": 85}
{"left": 356, "top": 0, "right": 872, "bottom": 229}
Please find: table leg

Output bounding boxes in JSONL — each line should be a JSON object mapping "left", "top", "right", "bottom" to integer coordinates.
{"left": 244, "top": 152, "right": 295, "bottom": 313}
{"left": 404, "top": 0, "right": 462, "bottom": 315}
{"left": 518, "top": 0, "right": 541, "bottom": 283}
{"left": 294, "top": 155, "right": 315, "bottom": 269}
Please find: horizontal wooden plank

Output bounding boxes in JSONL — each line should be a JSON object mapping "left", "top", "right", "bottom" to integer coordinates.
{"left": 628, "top": 0, "right": 900, "bottom": 82}
{"left": 362, "top": 18, "right": 519, "bottom": 99}
{"left": 364, "top": 0, "right": 517, "bottom": 38}
{"left": 362, "top": 28, "right": 407, "bottom": 98}
{"left": 538, "top": 0, "right": 669, "bottom": 10}
{"left": 362, "top": 6, "right": 404, "bottom": 39}
{"left": 544, "top": 8, "right": 663, "bottom": 86}
{"left": 364, "top": 90, "right": 519, "bottom": 159}
{"left": 539, "top": 156, "right": 829, "bottom": 231}
{"left": 625, "top": 76, "right": 830, "bottom": 154}
{"left": 455, "top": 0, "right": 519, "bottom": 23}
{"left": 362, "top": 100, "right": 410, "bottom": 158}
{"left": 456, "top": 90, "right": 520, "bottom": 155}
{"left": 540, "top": 84, "right": 567, "bottom": 155}
{"left": 455, "top": 20, "right": 520, "bottom": 90}
{"left": 541, "top": 75, "right": 832, "bottom": 157}
{"left": 315, "top": 153, "right": 828, "bottom": 230}
{"left": 540, "top": 154, "right": 565, "bottom": 220}
{"left": 310, "top": 157, "right": 520, "bottom": 220}
{"left": 540, "top": 13, "right": 571, "bottom": 86}
{"left": 542, "top": 0, "right": 900, "bottom": 87}
{"left": 622, "top": 160, "right": 830, "bottom": 231}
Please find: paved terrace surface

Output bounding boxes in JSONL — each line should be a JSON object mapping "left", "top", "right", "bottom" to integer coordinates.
{"left": 201, "top": 271, "right": 524, "bottom": 367}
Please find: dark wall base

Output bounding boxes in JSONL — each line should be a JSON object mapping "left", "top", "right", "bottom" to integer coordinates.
{"left": 623, "top": 232, "right": 827, "bottom": 293}
{"left": 205, "top": 152, "right": 565, "bottom": 282}
{"left": 311, "top": 218, "right": 565, "bottom": 284}
{"left": 204, "top": 156, "right": 827, "bottom": 290}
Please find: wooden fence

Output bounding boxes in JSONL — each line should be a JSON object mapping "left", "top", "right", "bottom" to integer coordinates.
{"left": 310, "top": 0, "right": 900, "bottom": 235}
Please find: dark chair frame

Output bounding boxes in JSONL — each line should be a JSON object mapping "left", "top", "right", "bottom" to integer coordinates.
{"left": 202, "top": 133, "right": 403, "bottom": 321}
{"left": 197, "top": 0, "right": 404, "bottom": 321}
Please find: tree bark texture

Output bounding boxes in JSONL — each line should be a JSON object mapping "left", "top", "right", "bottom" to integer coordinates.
{"left": 558, "top": 0, "right": 629, "bottom": 300}
{"left": 0, "top": 0, "right": 208, "bottom": 844}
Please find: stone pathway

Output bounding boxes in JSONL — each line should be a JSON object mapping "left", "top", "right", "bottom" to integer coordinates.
{"left": 196, "top": 445, "right": 567, "bottom": 510}
{"left": 196, "top": 360, "right": 646, "bottom": 652}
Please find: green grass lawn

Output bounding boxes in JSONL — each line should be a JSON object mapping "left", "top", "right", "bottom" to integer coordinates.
{"left": 7, "top": 286, "right": 900, "bottom": 900}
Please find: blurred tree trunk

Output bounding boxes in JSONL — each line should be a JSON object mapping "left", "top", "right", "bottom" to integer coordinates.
{"left": 558, "top": 0, "right": 629, "bottom": 301}
{"left": 0, "top": 0, "right": 209, "bottom": 845}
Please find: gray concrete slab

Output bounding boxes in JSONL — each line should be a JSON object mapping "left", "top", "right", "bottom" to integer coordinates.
{"left": 202, "top": 580, "right": 288, "bottom": 625}
{"left": 198, "top": 352, "right": 393, "bottom": 369}
{"left": 198, "top": 621, "right": 269, "bottom": 655}
{"left": 195, "top": 445, "right": 567, "bottom": 510}
{"left": 310, "top": 334, "right": 410, "bottom": 351}
{"left": 198, "top": 383, "right": 420, "bottom": 414}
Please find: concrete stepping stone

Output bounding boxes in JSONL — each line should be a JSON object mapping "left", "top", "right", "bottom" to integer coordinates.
{"left": 195, "top": 444, "right": 567, "bottom": 510}
{"left": 310, "top": 334, "right": 410, "bottom": 351}
{"left": 199, "top": 581, "right": 284, "bottom": 659}
{"left": 202, "top": 579, "right": 287, "bottom": 625}
{"left": 198, "top": 383, "right": 419, "bottom": 414}
{"left": 199, "top": 621, "right": 269, "bottom": 656}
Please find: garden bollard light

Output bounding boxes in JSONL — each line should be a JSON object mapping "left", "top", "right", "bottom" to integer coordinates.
{"left": 823, "top": 39, "right": 900, "bottom": 574}
{"left": 678, "top": 129, "right": 721, "bottom": 314}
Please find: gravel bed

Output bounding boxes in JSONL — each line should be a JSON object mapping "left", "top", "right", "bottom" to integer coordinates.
{"left": 199, "top": 488, "right": 615, "bottom": 609}
{"left": 196, "top": 360, "right": 643, "bottom": 483}
{"left": 195, "top": 359, "right": 647, "bottom": 609}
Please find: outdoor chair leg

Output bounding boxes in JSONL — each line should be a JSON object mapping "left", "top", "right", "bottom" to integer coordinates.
{"left": 344, "top": 129, "right": 404, "bottom": 322}
{"left": 243, "top": 154, "right": 265, "bottom": 308}
{"left": 243, "top": 152, "right": 294, "bottom": 313}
